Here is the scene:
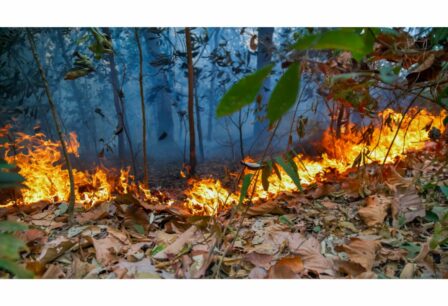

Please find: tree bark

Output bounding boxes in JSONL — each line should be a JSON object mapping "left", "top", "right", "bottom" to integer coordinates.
{"left": 185, "top": 27, "right": 196, "bottom": 175}
{"left": 194, "top": 81, "right": 205, "bottom": 161}
{"left": 27, "top": 29, "right": 76, "bottom": 218}
{"left": 135, "top": 28, "right": 149, "bottom": 186}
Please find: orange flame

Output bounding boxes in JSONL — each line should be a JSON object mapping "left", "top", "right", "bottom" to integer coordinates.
{"left": 0, "top": 107, "right": 446, "bottom": 215}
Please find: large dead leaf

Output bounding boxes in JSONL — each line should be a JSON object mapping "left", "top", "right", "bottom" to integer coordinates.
{"left": 268, "top": 256, "right": 304, "bottom": 279}
{"left": 113, "top": 258, "right": 160, "bottom": 279}
{"left": 37, "top": 236, "right": 76, "bottom": 264}
{"left": 358, "top": 195, "right": 391, "bottom": 227}
{"left": 244, "top": 252, "right": 274, "bottom": 270}
{"left": 292, "top": 236, "right": 335, "bottom": 277}
{"left": 337, "top": 238, "right": 381, "bottom": 272}
{"left": 42, "top": 264, "right": 65, "bottom": 279}
{"left": 76, "top": 202, "right": 116, "bottom": 224}
{"left": 92, "top": 234, "right": 125, "bottom": 266}
{"left": 246, "top": 200, "right": 287, "bottom": 217}
{"left": 153, "top": 226, "right": 198, "bottom": 259}
{"left": 392, "top": 189, "right": 425, "bottom": 225}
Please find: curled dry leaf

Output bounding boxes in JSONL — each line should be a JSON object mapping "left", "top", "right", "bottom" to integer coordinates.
{"left": 37, "top": 236, "right": 76, "bottom": 264}
{"left": 76, "top": 202, "right": 116, "bottom": 224}
{"left": 400, "top": 263, "right": 416, "bottom": 279}
{"left": 42, "top": 264, "right": 65, "bottom": 279}
{"left": 358, "top": 195, "right": 391, "bottom": 227}
{"left": 336, "top": 238, "right": 381, "bottom": 272}
{"left": 268, "top": 256, "right": 304, "bottom": 279}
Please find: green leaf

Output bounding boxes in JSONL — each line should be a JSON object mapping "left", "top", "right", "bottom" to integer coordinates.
{"left": 0, "top": 221, "right": 28, "bottom": 233}
{"left": 440, "top": 186, "right": 448, "bottom": 199}
{"left": 239, "top": 174, "right": 253, "bottom": 205}
{"left": 274, "top": 156, "right": 302, "bottom": 191}
{"left": 0, "top": 258, "right": 33, "bottom": 279}
{"left": 151, "top": 244, "right": 165, "bottom": 256}
{"left": 443, "top": 116, "right": 448, "bottom": 126}
{"left": 55, "top": 203, "right": 68, "bottom": 217}
{"left": 267, "top": 62, "right": 301, "bottom": 124}
{"left": 133, "top": 224, "right": 145, "bottom": 235}
{"left": 0, "top": 170, "right": 24, "bottom": 185}
{"left": 279, "top": 215, "right": 293, "bottom": 226}
{"left": 261, "top": 163, "right": 271, "bottom": 191}
{"left": 293, "top": 29, "right": 374, "bottom": 62}
{"left": 400, "top": 242, "right": 421, "bottom": 258}
{"left": 0, "top": 233, "right": 27, "bottom": 260}
{"left": 216, "top": 64, "right": 274, "bottom": 117}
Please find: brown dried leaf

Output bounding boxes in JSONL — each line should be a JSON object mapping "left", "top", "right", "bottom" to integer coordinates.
{"left": 37, "top": 236, "right": 76, "bottom": 264}
{"left": 358, "top": 195, "right": 391, "bottom": 227}
{"left": 248, "top": 267, "right": 268, "bottom": 279}
{"left": 268, "top": 256, "right": 304, "bottom": 279}
{"left": 244, "top": 252, "right": 274, "bottom": 270}
{"left": 293, "top": 236, "right": 335, "bottom": 277}
{"left": 246, "top": 200, "right": 287, "bottom": 217}
{"left": 153, "top": 226, "right": 198, "bottom": 259}
{"left": 42, "top": 264, "right": 65, "bottom": 279}
{"left": 337, "top": 238, "right": 381, "bottom": 271}
{"left": 92, "top": 235, "right": 125, "bottom": 266}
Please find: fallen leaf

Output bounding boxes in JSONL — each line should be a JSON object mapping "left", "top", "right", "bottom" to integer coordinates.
{"left": 113, "top": 258, "right": 159, "bottom": 279}
{"left": 400, "top": 263, "right": 416, "bottom": 279}
{"left": 268, "top": 256, "right": 304, "bottom": 279}
{"left": 293, "top": 236, "right": 335, "bottom": 277}
{"left": 248, "top": 267, "right": 268, "bottom": 279}
{"left": 153, "top": 226, "right": 198, "bottom": 259}
{"left": 246, "top": 200, "right": 287, "bottom": 217}
{"left": 70, "top": 256, "right": 96, "bottom": 279}
{"left": 358, "top": 195, "right": 391, "bottom": 227}
{"left": 336, "top": 238, "right": 381, "bottom": 272}
{"left": 37, "top": 236, "right": 75, "bottom": 264}
{"left": 92, "top": 235, "right": 125, "bottom": 266}
{"left": 392, "top": 189, "right": 425, "bottom": 225}
{"left": 75, "top": 202, "right": 116, "bottom": 224}
{"left": 244, "top": 252, "right": 274, "bottom": 270}
{"left": 42, "top": 264, "right": 65, "bottom": 279}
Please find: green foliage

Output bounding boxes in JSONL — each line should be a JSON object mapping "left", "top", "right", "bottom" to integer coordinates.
{"left": 274, "top": 156, "right": 302, "bottom": 191}
{"left": 267, "top": 62, "right": 301, "bottom": 124}
{"left": 293, "top": 28, "right": 375, "bottom": 62}
{"left": 216, "top": 64, "right": 274, "bottom": 117}
{"left": 89, "top": 28, "right": 113, "bottom": 60}
{"left": 430, "top": 211, "right": 448, "bottom": 250}
{"left": 0, "top": 158, "right": 24, "bottom": 189}
{"left": 239, "top": 174, "right": 253, "bottom": 205}
{"left": 0, "top": 221, "right": 33, "bottom": 278}
{"left": 64, "top": 52, "right": 94, "bottom": 80}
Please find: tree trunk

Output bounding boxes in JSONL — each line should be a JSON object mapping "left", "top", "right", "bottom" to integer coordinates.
{"left": 253, "top": 27, "right": 274, "bottom": 138}
{"left": 185, "top": 27, "right": 196, "bottom": 175}
{"left": 194, "top": 80, "right": 205, "bottom": 161}
{"left": 135, "top": 28, "right": 149, "bottom": 186}
{"left": 104, "top": 28, "right": 126, "bottom": 166}
{"left": 27, "top": 30, "right": 76, "bottom": 218}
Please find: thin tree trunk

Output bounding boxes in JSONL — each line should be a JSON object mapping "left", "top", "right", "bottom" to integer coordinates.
{"left": 104, "top": 28, "right": 125, "bottom": 166}
{"left": 194, "top": 81, "right": 205, "bottom": 161}
{"left": 238, "top": 110, "right": 245, "bottom": 159}
{"left": 134, "top": 28, "right": 148, "bottom": 186}
{"left": 27, "top": 30, "right": 76, "bottom": 218}
{"left": 185, "top": 27, "right": 196, "bottom": 175}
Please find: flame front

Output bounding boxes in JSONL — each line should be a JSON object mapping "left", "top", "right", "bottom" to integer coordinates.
{"left": 0, "top": 107, "right": 446, "bottom": 215}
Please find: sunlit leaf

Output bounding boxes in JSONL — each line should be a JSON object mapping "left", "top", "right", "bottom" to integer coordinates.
{"left": 267, "top": 62, "right": 301, "bottom": 124}
{"left": 216, "top": 64, "right": 274, "bottom": 117}
{"left": 274, "top": 156, "right": 302, "bottom": 191}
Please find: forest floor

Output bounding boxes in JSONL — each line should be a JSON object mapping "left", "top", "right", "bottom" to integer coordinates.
{"left": 1, "top": 142, "right": 448, "bottom": 279}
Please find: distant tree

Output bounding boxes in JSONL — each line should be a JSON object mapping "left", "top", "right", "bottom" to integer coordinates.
{"left": 185, "top": 27, "right": 197, "bottom": 175}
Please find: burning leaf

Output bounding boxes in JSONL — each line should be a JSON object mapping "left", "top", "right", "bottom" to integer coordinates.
{"left": 268, "top": 256, "right": 304, "bottom": 279}
{"left": 358, "top": 195, "right": 391, "bottom": 227}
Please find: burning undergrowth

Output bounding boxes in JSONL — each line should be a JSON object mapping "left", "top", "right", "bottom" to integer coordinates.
{"left": 0, "top": 107, "right": 447, "bottom": 216}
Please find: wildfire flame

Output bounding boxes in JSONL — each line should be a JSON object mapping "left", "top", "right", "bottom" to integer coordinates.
{"left": 0, "top": 107, "right": 446, "bottom": 215}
